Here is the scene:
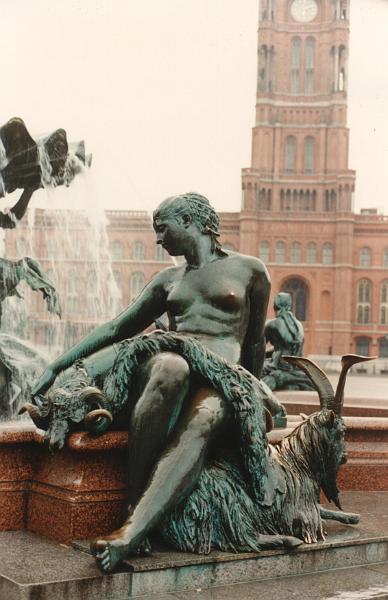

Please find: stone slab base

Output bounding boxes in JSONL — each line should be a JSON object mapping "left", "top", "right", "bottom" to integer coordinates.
{"left": 1, "top": 492, "right": 388, "bottom": 599}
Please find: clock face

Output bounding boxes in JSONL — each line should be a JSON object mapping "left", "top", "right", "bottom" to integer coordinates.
{"left": 291, "top": 0, "right": 318, "bottom": 22}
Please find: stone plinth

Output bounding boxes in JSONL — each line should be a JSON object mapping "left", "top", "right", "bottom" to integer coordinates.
{"left": 0, "top": 424, "right": 129, "bottom": 543}
{"left": 2, "top": 492, "right": 388, "bottom": 599}
{"left": 28, "top": 430, "right": 129, "bottom": 543}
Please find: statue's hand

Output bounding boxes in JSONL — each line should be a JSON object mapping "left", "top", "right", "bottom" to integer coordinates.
{"left": 31, "top": 367, "right": 57, "bottom": 396}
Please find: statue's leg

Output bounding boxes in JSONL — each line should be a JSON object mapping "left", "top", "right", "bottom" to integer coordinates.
{"left": 126, "top": 352, "right": 191, "bottom": 506}
{"left": 91, "top": 385, "right": 228, "bottom": 573}
{"left": 319, "top": 506, "right": 360, "bottom": 525}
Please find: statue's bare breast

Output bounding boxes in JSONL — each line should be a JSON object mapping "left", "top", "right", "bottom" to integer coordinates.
{"left": 164, "top": 255, "right": 257, "bottom": 363}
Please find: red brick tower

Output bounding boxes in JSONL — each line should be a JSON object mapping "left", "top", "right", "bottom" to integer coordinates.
{"left": 239, "top": 0, "right": 356, "bottom": 354}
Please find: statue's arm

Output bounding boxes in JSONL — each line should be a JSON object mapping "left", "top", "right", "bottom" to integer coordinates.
{"left": 0, "top": 188, "right": 36, "bottom": 229}
{"left": 31, "top": 269, "right": 172, "bottom": 395}
{"left": 242, "top": 261, "right": 271, "bottom": 378}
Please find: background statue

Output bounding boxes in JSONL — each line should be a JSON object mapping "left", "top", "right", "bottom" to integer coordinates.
{"left": 0, "top": 117, "right": 91, "bottom": 197}
{"left": 0, "top": 256, "right": 61, "bottom": 327}
{"left": 263, "top": 292, "right": 315, "bottom": 391}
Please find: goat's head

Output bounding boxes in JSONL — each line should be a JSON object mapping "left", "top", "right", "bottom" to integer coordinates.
{"left": 284, "top": 354, "right": 374, "bottom": 509}
{"left": 20, "top": 362, "right": 113, "bottom": 451}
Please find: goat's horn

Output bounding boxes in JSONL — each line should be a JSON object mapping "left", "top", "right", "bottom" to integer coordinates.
{"left": 283, "top": 356, "right": 334, "bottom": 410}
{"left": 84, "top": 409, "right": 113, "bottom": 435}
{"left": 18, "top": 402, "right": 41, "bottom": 418}
{"left": 79, "top": 386, "right": 106, "bottom": 405}
{"left": 18, "top": 402, "right": 48, "bottom": 429}
{"left": 334, "top": 354, "right": 375, "bottom": 415}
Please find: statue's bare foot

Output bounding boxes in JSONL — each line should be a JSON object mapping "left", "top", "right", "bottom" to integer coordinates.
{"left": 257, "top": 533, "right": 302, "bottom": 550}
{"left": 91, "top": 530, "right": 147, "bottom": 573}
{"left": 135, "top": 537, "right": 152, "bottom": 556}
{"left": 281, "top": 535, "right": 303, "bottom": 548}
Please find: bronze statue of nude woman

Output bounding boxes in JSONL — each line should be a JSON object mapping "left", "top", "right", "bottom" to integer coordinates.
{"left": 32, "top": 192, "right": 287, "bottom": 572}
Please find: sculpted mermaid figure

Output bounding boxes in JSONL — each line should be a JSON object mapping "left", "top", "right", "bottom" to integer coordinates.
{"left": 32, "top": 192, "right": 286, "bottom": 572}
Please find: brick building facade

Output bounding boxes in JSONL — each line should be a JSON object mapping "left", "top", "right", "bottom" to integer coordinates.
{"left": 3, "top": 0, "right": 388, "bottom": 361}
{"left": 233, "top": 0, "right": 388, "bottom": 358}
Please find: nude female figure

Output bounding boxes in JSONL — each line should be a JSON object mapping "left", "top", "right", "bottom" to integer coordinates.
{"left": 32, "top": 192, "right": 285, "bottom": 572}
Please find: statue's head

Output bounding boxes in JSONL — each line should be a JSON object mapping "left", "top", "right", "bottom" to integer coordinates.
{"left": 153, "top": 192, "right": 223, "bottom": 254}
{"left": 274, "top": 292, "right": 292, "bottom": 314}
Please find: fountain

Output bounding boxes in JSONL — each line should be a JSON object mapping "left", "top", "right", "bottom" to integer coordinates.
{"left": 0, "top": 117, "right": 91, "bottom": 417}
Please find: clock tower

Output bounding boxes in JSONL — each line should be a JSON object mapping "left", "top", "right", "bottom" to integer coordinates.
{"left": 239, "top": 0, "right": 356, "bottom": 355}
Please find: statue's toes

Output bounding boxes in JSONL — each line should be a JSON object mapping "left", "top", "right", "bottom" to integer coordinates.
{"left": 100, "top": 551, "right": 113, "bottom": 573}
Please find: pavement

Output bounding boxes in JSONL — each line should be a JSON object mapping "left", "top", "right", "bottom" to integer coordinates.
{"left": 330, "top": 375, "right": 387, "bottom": 401}
{"left": 147, "top": 564, "right": 388, "bottom": 599}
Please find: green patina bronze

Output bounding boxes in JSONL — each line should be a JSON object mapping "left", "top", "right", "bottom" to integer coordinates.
{"left": 27, "top": 193, "right": 366, "bottom": 573}
{"left": 263, "top": 292, "right": 315, "bottom": 391}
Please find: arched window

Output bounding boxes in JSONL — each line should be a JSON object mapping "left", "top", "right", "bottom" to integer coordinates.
{"left": 67, "top": 269, "right": 80, "bottom": 294}
{"left": 379, "top": 337, "right": 388, "bottom": 358}
{"left": 322, "top": 243, "right": 333, "bottom": 265}
{"left": 281, "top": 277, "right": 309, "bottom": 321}
{"left": 291, "top": 242, "right": 301, "bottom": 263}
{"left": 112, "top": 270, "right": 122, "bottom": 287}
{"left": 258, "top": 45, "right": 269, "bottom": 92}
{"left": 47, "top": 239, "right": 58, "bottom": 258}
{"left": 256, "top": 188, "right": 271, "bottom": 211}
{"left": 67, "top": 296, "right": 79, "bottom": 315}
{"left": 111, "top": 240, "right": 124, "bottom": 260}
{"left": 381, "top": 280, "right": 388, "bottom": 324}
{"left": 16, "top": 238, "right": 27, "bottom": 256}
{"left": 321, "top": 290, "right": 331, "bottom": 321}
{"left": 338, "top": 45, "right": 346, "bottom": 91}
{"left": 45, "top": 269, "right": 56, "bottom": 285}
{"left": 156, "top": 244, "right": 166, "bottom": 261}
{"left": 130, "top": 272, "right": 145, "bottom": 298}
{"left": 259, "top": 241, "right": 270, "bottom": 262}
{"left": 133, "top": 241, "right": 145, "bottom": 261}
{"left": 305, "top": 37, "right": 315, "bottom": 94}
{"left": 291, "top": 37, "right": 301, "bottom": 93}
{"left": 304, "top": 137, "right": 314, "bottom": 174}
{"left": 355, "top": 337, "right": 370, "bottom": 356}
{"left": 307, "top": 242, "right": 317, "bottom": 263}
{"left": 383, "top": 248, "right": 388, "bottom": 268}
{"left": 285, "top": 136, "right": 296, "bottom": 173}
{"left": 275, "top": 241, "right": 285, "bottom": 263}
{"left": 44, "top": 325, "right": 55, "bottom": 347}
{"left": 87, "top": 269, "right": 98, "bottom": 294}
{"left": 357, "top": 279, "right": 372, "bottom": 324}
{"left": 360, "top": 247, "right": 372, "bottom": 268}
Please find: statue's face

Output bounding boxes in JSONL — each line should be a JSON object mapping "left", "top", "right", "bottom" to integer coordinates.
{"left": 153, "top": 214, "right": 189, "bottom": 256}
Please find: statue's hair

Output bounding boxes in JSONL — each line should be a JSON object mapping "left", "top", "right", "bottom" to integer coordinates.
{"left": 153, "top": 192, "right": 224, "bottom": 254}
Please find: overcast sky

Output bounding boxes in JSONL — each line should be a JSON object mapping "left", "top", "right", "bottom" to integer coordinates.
{"left": 1, "top": 0, "right": 387, "bottom": 215}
